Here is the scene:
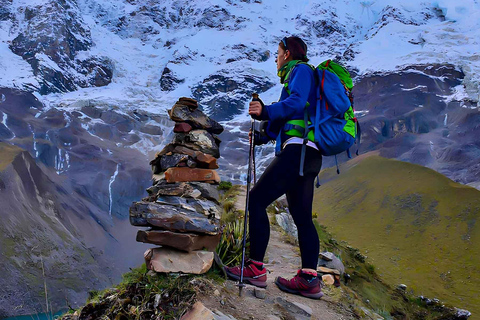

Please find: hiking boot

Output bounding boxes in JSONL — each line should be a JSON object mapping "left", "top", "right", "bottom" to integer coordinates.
{"left": 275, "top": 270, "right": 323, "bottom": 299}
{"left": 224, "top": 259, "right": 267, "bottom": 288}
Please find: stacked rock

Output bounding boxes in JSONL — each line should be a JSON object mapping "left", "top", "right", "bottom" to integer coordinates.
{"left": 129, "top": 97, "right": 224, "bottom": 275}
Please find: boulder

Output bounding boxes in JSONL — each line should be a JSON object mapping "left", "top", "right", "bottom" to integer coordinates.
{"left": 136, "top": 230, "right": 221, "bottom": 252}
{"left": 145, "top": 247, "right": 213, "bottom": 274}
{"left": 173, "top": 130, "right": 220, "bottom": 158}
{"left": 168, "top": 104, "right": 223, "bottom": 134}
{"left": 174, "top": 122, "right": 193, "bottom": 133}
{"left": 129, "top": 201, "right": 219, "bottom": 234}
{"left": 165, "top": 168, "right": 220, "bottom": 184}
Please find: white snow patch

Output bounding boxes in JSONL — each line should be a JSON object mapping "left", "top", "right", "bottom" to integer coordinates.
{"left": 108, "top": 163, "right": 120, "bottom": 216}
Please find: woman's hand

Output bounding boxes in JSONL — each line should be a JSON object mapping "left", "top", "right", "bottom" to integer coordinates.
{"left": 249, "top": 101, "right": 263, "bottom": 117}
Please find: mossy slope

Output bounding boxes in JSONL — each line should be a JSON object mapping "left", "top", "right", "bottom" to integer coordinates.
{"left": 313, "top": 155, "right": 480, "bottom": 316}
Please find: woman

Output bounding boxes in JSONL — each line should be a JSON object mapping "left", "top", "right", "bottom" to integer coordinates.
{"left": 225, "top": 36, "right": 323, "bottom": 299}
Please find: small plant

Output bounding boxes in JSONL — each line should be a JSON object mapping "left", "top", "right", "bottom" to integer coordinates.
{"left": 216, "top": 220, "right": 248, "bottom": 267}
{"left": 218, "top": 181, "right": 233, "bottom": 191}
{"left": 366, "top": 263, "right": 376, "bottom": 274}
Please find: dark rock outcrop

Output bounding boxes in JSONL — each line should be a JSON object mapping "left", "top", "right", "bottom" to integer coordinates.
{"left": 8, "top": 1, "right": 113, "bottom": 94}
{"left": 192, "top": 69, "right": 275, "bottom": 121}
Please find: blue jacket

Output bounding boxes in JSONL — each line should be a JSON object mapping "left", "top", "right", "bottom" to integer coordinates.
{"left": 257, "top": 64, "right": 316, "bottom": 150}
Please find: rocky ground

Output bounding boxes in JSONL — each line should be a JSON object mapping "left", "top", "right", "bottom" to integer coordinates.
{"left": 197, "top": 227, "right": 355, "bottom": 320}
{"left": 190, "top": 185, "right": 354, "bottom": 320}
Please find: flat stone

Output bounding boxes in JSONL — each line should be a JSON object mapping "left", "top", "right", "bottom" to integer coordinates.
{"left": 180, "top": 302, "right": 237, "bottom": 320}
{"left": 155, "top": 196, "right": 221, "bottom": 218}
{"left": 147, "top": 181, "right": 194, "bottom": 197}
{"left": 129, "top": 201, "right": 219, "bottom": 235}
{"left": 136, "top": 230, "right": 221, "bottom": 252}
{"left": 155, "top": 145, "right": 219, "bottom": 168}
{"left": 275, "top": 297, "right": 312, "bottom": 320}
{"left": 319, "top": 252, "right": 334, "bottom": 261}
{"left": 168, "top": 104, "right": 223, "bottom": 134}
{"left": 174, "top": 122, "right": 193, "bottom": 133}
{"left": 317, "top": 266, "right": 341, "bottom": 275}
{"left": 173, "top": 130, "right": 220, "bottom": 158}
{"left": 158, "top": 153, "right": 190, "bottom": 172}
{"left": 165, "top": 167, "right": 220, "bottom": 184}
{"left": 178, "top": 97, "right": 198, "bottom": 109}
{"left": 180, "top": 301, "right": 213, "bottom": 320}
{"left": 145, "top": 248, "right": 213, "bottom": 275}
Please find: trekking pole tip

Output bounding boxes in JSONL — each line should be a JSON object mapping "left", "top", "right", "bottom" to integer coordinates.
{"left": 237, "top": 282, "right": 245, "bottom": 297}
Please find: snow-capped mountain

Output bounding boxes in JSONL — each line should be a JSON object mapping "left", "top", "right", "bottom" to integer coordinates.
{"left": 0, "top": 0, "right": 479, "bottom": 316}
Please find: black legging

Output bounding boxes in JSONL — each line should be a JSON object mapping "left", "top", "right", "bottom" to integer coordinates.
{"left": 248, "top": 144, "right": 322, "bottom": 269}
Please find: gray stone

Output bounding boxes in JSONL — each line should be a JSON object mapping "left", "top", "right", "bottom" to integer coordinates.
{"left": 147, "top": 181, "right": 194, "bottom": 197}
{"left": 275, "top": 211, "right": 298, "bottom": 241}
{"left": 129, "top": 201, "right": 219, "bottom": 235}
{"left": 254, "top": 287, "right": 266, "bottom": 299}
{"left": 455, "top": 308, "right": 471, "bottom": 319}
{"left": 318, "top": 251, "right": 345, "bottom": 275}
{"left": 145, "top": 248, "right": 213, "bottom": 275}
{"left": 398, "top": 284, "right": 407, "bottom": 291}
{"left": 168, "top": 103, "right": 224, "bottom": 134}
{"left": 275, "top": 297, "right": 312, "bottom": 320}
{"left": 173, "top": 130, "right": 220, "bottom": 158}
{"left": 189, "top": 182, "right": 220, "bottom": 204}
{"left": 155, "top": 196, "right": 221, "bottom": 218}
{"left": 136, "top": 229, "right": 221, "bottom": 252}
{"left": 159, "top": 153, "right": 190, "bottom": 172}
{"left": 154, "top": 144, "right": 219, "bottom": 168}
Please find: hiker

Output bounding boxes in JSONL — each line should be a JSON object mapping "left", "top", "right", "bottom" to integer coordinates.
{"left": 225, "top": 36, "right": 323, "bottom": 299}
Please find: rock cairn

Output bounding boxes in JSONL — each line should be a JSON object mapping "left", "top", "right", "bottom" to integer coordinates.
{"left": 129, "top": 97, "right": 224, "bottom": 275}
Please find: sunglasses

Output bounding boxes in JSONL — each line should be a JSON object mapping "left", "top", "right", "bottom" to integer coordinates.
{"left": 281, "top": 37, "right": 289, "bottom": 52}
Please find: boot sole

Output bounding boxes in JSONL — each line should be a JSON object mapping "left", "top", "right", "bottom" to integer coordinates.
{"left": 225, "top": 267, "right": 267, "bottom": 288}
{"left": 274, "top": 278, "right": 323, "bottom": 299}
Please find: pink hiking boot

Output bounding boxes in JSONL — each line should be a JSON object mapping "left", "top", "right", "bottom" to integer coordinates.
{"left": 224, "top": 259, "right": 267, "bottom": 288}
{"left": 275, "top": 269, "right": 323, "bottom": 299}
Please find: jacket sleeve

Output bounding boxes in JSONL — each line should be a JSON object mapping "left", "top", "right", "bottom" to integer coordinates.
{"left": 263, "top": 65, "right": 313, "bottom": 139}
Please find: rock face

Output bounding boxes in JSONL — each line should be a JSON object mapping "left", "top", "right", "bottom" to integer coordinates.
{"left": 7, "top": 0, "right": 113, "bottom": 94}
{"left": 130, "top": 97, "right": 224, "bottom": 274}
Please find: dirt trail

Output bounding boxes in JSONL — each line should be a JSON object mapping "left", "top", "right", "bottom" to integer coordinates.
{"left": 198, "top": 186, "right": 355, "bottom": 320}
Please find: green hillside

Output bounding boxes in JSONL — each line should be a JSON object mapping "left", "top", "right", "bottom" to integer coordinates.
{"left": 0, "top": 143, "right": 24, "bottom": 172}
{"left": 313, "top": 155, "right": 480, "bottom": 317}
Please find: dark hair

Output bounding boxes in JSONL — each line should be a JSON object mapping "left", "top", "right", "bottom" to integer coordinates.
{"left": 280, "top": 36, "right": 309, "bottom": 63}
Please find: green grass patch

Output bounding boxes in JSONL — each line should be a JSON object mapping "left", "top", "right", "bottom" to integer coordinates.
{"left": 0, "top": 143, "right": 23, "bottom": 172}
{"left": 63, "top": 264, "right": 218, "bottom": 320}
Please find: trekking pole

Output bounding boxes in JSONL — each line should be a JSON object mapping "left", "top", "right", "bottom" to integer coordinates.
{"left": 238, "top": 95, "right": 257, "bottom": 297}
